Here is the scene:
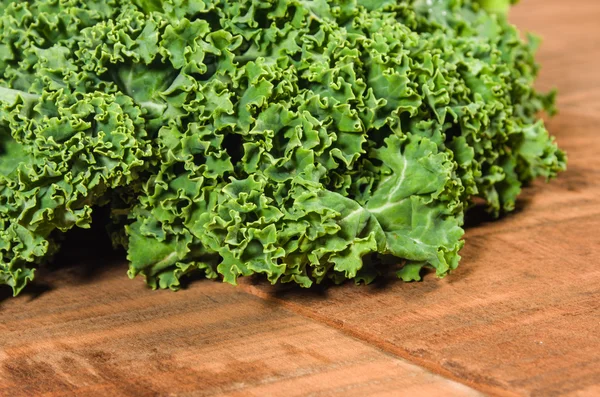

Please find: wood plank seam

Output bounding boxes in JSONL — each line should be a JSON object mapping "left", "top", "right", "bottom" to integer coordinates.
{"left": 235, "top": 283, "right": 520, "bottom": 397}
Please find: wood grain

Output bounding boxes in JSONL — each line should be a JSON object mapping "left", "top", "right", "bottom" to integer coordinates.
{"left": 1, "top": 0, "right": 599, "bottom": 396}
{"left": 0, "top": 267, "right": 482, "bottom": 397}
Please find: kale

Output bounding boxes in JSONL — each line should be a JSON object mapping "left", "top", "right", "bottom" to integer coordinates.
{"left": 0, "top": 0, "right": 565, "bottom": 295}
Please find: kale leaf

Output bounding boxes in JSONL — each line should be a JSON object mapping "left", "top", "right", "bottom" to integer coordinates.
{"left": 0, "top": 0, "right": 565, "bottom": 295}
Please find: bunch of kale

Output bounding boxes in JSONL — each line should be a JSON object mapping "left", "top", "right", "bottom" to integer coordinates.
{"left": 0, "top": 0, "right": 565, "bottom": 295}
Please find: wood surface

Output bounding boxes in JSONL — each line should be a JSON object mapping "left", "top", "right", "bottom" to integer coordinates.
{"left": 0, "top": 267, "right": 483, "bottom": 397}
{"left": 1, "top": 0, "right": 599, "bottom": 396}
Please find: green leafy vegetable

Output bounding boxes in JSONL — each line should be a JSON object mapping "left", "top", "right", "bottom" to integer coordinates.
{"left": 0, "top": 0, "right": 565, "bottom": 296}
{"left": 479, "top": 0, "right": 519, "bottom": 14}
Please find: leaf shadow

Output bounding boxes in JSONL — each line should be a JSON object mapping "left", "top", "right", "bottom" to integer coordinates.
{"left": 239, "top": 256, "right": 422, "bottom": 301}
{"left": 0, "top": 281, "right": 54, "bottom": 305}
{"left": 42, "top": 206, "right": 126, "bottom": 285}
{"left": 1, "top": 205, "right": 126, "bottom": 303}
{"left": 464, "top": 194, "right": 532, "bottom": 229}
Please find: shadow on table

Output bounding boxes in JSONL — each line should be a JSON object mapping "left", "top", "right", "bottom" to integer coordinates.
{"left": 0, "top": 281, "right": 53, "bottom": 304}
{"left": 241, "top": 255, "right": 439, "bottom": 301}
{"left": 0, "top": 205, "right": 126, "bottom": 304}
{"left": 463, "top": 195, "right": 530, "bottom": 229}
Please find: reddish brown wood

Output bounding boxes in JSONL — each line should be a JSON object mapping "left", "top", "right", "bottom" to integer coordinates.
{"left": 1, "top": 0, "right": 598, "bottom": 396}
{"left": 0, "top": 267, "right": 482, "bottom": 396}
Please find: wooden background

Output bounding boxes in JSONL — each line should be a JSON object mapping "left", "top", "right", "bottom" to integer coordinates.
{"left": 1, "top": 0, "right": 599, "bottom": 395}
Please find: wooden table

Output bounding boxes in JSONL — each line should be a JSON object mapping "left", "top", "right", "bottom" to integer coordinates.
{"left": 2, "top": 0, "right": 599, "bottom": 395}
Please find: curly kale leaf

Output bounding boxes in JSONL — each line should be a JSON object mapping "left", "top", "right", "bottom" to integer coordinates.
{"left": 477, "top": 0, "right": 519, "bottom": 14}
{"left": 0, "top": 0, "right": 565, "bottom": 295}
{"left": 0, "top": 89, "right": 152, "bottom": 295}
